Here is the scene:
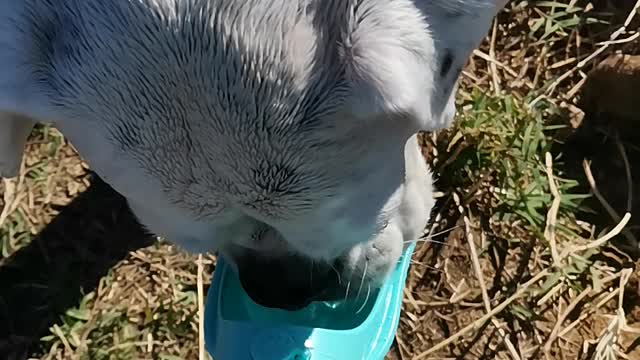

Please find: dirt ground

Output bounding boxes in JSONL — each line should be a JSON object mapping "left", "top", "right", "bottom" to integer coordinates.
{"left": 1, "top": 1, "right": 640, "bottom": 360}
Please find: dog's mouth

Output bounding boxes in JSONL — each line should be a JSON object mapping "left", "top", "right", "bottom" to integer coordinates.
{"left": 234, "top": 248, "right": 344, "bottom": 311}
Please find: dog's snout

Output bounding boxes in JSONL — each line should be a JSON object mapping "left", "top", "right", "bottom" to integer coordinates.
{"left": 236, "top": 252, "right": 341, "bottom": 311}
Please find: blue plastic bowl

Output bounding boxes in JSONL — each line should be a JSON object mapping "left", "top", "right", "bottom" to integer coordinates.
{"left": 204, "top": 242, "right": 416, "bottom": 360}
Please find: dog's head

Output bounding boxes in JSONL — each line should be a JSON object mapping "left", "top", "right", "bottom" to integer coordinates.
{"left": 0, "top": 0, "right": 505, "bottom": 310}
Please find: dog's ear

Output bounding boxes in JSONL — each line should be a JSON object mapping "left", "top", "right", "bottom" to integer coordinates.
{"left": 0, "top": 114, "right": 35, "bottom": 178}
{"left": 338, "top": 13, "right": 442, "bottom": 133}
{"left": 0, "top": 4, "right": 60, "bottom": 120}
{"left": 0, "top": 1, "right": 69, "bottom": 177}
{"left": 336, "top": 0, "right": 504, "bottom": 133}
{"left": 0, "top": 4, "right": 61, "bottom": 177}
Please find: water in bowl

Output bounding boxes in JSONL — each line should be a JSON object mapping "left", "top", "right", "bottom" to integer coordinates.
{"left": 220, "top": 267, "right": 379, "bottom": 330}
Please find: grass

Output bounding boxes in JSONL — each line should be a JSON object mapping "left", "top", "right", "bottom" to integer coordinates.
{"left": 403, "top": 91, "right": 637, "bottom": 359}
{"left": 38, "top": 245, "right": 211, "bottom": 360}
{"left": 1, "top": 1, "right": 640, "bottom": 359}
{"left": 433, "top": 90, "right": 586, "bottom": 231}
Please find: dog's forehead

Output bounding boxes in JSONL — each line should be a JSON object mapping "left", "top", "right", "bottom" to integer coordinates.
{"left": 32, "top": 0, "right": 500, "bottom": 220}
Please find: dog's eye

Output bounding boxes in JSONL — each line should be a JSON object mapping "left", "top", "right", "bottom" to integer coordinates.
{"left": 444, "top": 9, "right": 464, "bottom": 19}
{"left": 440, "top": 49, "right": 454, "bottom": 78}
{"left": 377, "top": 219, "right": 390, "bottom": 232}
{"left": 251, "top": 227, "right": 268, "bottom": 243}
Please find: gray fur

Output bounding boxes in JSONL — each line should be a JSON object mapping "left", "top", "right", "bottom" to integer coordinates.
{"left": 0, "top": 0, "right": 505, "bottom": 307}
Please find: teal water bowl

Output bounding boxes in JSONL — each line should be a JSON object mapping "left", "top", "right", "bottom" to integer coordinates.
{"left": 204, "top": 242, "right": 416, "bottom": 360}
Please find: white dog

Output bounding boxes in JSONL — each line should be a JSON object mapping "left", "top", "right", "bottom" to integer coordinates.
{"left": 0, "top": 0, "right": 505, "bottom": 310}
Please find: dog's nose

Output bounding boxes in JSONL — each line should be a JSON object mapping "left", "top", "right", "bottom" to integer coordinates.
{"left": 236, "top": 252, "right": 341, "bottom": 311}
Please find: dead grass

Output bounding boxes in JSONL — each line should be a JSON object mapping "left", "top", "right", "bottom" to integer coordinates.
{"left": 38, "top": 245, "right": 216, "bottom": 360}
{"left": 390, "top": 1, "right": 640, "bottom": 359}
{"left": 1, "top": 1, "right": 639, "bottom": 359}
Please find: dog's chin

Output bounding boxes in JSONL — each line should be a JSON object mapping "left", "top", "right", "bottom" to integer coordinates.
{"left": 338, "top": 221, "right": 405, "bottom": 289}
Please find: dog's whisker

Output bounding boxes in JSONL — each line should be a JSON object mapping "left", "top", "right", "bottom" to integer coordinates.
{"left": 407, "top": 238, "right": 449, "bottom": 246}
{"left": 410, "top": 260, "right": 443, "bottom": 272}
{"left": 331, "top": 264, "right": 342, "bottom": 285}
{"left": 412, "top": 225, "right": 460, "bottom": 242}
{"left": 355, "top": 284, "right": 371, "bottom": 315}
{"left": 344, "top": 279, "right": 352, "bottom": 302}
{"left": 403, "top": 226, "right": 459, "bottom": 246}
{"left": 355, "top": 260, "right": 368, "bottom": 302}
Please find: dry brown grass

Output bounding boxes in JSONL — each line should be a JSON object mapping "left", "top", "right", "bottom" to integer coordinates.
{"left": 390, "top": 1, "right": 640, "bottom": 359}
{"left": 1, "top": 1, "right": 639, "bottom": 359}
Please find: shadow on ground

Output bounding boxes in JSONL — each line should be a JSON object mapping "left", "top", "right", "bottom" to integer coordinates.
{"left": 557, "top": 54, "right": 640, "bottom": 259}
{"left": 0, "top": 174, "right": 153, "bottom": 360}
{"left": 559, "top": 111, "right": 640, "bottom": 257}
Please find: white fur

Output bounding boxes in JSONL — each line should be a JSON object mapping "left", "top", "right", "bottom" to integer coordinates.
{"left": 0, "top": 0, "right": 505, "bottom": 301}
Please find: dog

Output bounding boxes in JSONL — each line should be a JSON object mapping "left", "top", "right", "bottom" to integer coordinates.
{"left": 0, "top": 0, "right": 506, "bottom": 310}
